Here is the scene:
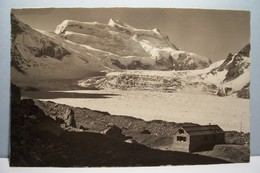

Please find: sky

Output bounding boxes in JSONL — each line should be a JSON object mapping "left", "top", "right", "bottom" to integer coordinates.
{"left": 12, "top": 8, "right": 250, "bottom": 62}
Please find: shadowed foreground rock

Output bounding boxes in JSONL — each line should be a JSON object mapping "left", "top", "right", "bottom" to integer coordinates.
{"left": 11, "top": 83, "right": 21, "bottom": 105}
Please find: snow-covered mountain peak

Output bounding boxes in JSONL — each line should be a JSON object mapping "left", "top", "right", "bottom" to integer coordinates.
{"left": 12, "top": 14, "right": 213, "bottom": 84}
{"left": 53, "top": 18, "right": 212, "bottom": 70}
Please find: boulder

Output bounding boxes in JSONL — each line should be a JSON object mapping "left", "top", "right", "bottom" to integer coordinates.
{"left": 217, "top": 87, "right": 232, "bottom": 97}
{"left": 141, "top": 129, "right": 151, "bottom": 134}
{"left": 125, "top": 139, "right": 137, "bottom": 144}
{"left": 102, "top": 125, "right": 127, "bottom": 141}
{"left": 62, "top": 108, "right": 76, "bottom": 127}
{"left": 79, "top": 125, "right": 88, "bottom": 131}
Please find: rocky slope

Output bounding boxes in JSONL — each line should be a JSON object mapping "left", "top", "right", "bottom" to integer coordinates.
{"left": 11, "top": 14, "right": 108, "bottom": 82}
{"left": 78, "top": 44, "right": 250, "bottom": 98}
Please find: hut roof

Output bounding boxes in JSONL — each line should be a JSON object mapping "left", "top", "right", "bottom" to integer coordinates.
{"left": 178, "top": 125, "right": 224, "bottom": 136}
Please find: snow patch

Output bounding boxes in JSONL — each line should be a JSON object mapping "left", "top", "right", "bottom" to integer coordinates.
{"left": 108, "top": 18, "right": 117, "bottom": 27}
{"left": 153, "top": 28, "right": 161, "bottom": 35}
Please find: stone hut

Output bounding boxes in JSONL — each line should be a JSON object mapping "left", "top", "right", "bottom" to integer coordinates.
{"left": 171, "top": 125, "right": 225, "bottom": 152}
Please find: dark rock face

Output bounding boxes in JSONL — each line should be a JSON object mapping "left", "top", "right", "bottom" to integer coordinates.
{"left": 11, "top": 44, "right": 26, "bottom": 74}
{"left": 22, "top": 38, "right": 71, "bottom": 61}
{"left": 210, "top": 44, "right": 250, "bottom": 82}
{"left": 204, "top": 44, "right": 250, "bottom": 99}
{"left": 170, "top": 53, "right": 210, "bottom": 71}
{"left": 127, "top": 60, "right": 151, "bottom": 70}
{"left": 11, "top": 83, "right": 21, "bottom": 105}
{"left": 11, "top": 14, "right": 28, "bottom": 40}
{"left": 33, "top": 39, "right": 71, "bottom": 60}
{"left": 217, "top": 53, "right": 233, "bottom": 72}
{"left": 218, "top": 44, "right": 250, "bottom": 82}
{"left": 238, "top": 44, "right": 250, "bottom": 57}
{"left": 110, "top": 59, "right": 126, "bottom": 69}
{"left": 155, "top": 55, "right": 175, "bottom": 70}
{"left": 224, "top": 54, "right": 250, "bottom": 82}
{"left": 216, "top": 89, "right": 226, "bottom": 97}
{"left": 11, "top": 14, "right": 71, "bottom": 74}
{"left": 237, "top": 83, "right": 250, "bottom": 99}
{"left": 110, "top": 59, "right": 152, "bottom": 70}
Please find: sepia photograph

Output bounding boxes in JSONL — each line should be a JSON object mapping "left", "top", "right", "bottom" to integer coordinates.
{"left": 10, "top": 8, "right": 250, "bottom": 167}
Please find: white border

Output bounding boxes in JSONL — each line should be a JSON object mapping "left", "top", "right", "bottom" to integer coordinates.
{"left": 0, "top": 157, "right": 260, "bottom": 173}
{"left": 1, "top": 0, "right": 260, "bottom": 160}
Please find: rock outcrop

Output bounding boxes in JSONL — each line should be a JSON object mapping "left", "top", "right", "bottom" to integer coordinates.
{"left": 102, "top": 125, "right": 127, "bottom": 141}
{"left": 237, "top": 83, "right": 250, "bottom": 99}
{"left": 61, "top": 108, "right": 76, "bottom": 127}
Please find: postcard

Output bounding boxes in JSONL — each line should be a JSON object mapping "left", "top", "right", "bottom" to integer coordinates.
{"left": 10, "top": 8, "right": 250, "bottom": 166}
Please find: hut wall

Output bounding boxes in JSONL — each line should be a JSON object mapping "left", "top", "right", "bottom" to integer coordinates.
{"left": 171, "top": 128, "right": 190, "bottom": 152}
